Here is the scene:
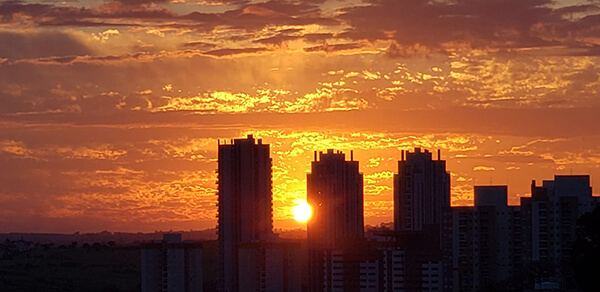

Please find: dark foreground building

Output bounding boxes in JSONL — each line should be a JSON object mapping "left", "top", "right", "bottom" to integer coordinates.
{"left": 141, "top": 234, "right": 203, "bottom": 292}
{"left": 307, "top": 149, "right": 365, "bottom": 291}
{"left": 217, "top": 135, "right": 275, "bottom": 292}
{"left": 394, "top": 148, "right": 451, "bottom": 291}
{"left": 452, "top": 176, "right": 597, "bottom": 291}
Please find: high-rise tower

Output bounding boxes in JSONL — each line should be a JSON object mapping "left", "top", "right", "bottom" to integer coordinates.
{"left": 394, "top": 147, "right": 450, "bottom": 232}
{"left": 307, "top": 149, "right": 364, "bottom": 291}
{"left": 217, "top": 135, "right": 274, "bottom": 292}
{"left": 307, "top": 149, "right": 364, "bottom": 247}
{"left": 394, "top": 147, "right": 451, "bottom": 291}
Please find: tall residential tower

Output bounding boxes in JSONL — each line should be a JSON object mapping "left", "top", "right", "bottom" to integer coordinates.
{"left": 307, "top": 149, "right": 364, "bottom": 291}
{"left": 307, "top": 149, "right": 364, "bottom": 248}
{"left": 394, "top": 147, "right": 451, "bottom": 291}
{"left": 217, "top": 135, "right": 274, "bottom": 292}
{"left": 394, "top": 147, "right": 450, "bottom": 232}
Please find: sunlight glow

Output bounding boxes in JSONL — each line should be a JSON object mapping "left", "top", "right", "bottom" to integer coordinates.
{"left": 292, "top": 200, "right": 312, "bottom": 222}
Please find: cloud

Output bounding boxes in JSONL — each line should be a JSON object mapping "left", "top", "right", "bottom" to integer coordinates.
{"left": 0, "top": 0, "right": 177, "bottom": 27}
{"left": 0, "top": 0, "right": 335, "bottom": 35}
{"left": 181, "top": 41, "right": 217, "bottom": 50}
{"left": 203, "top": 47, "right": 268, "bottom": 57}
{"left": 338, "top": 0, "right": 600, "bottom": 56}
{"left": 0, "top": 31, "right": 90, "bottom": 59}
{"left": 108, "top": 0, "right": 171, "bottom": 6}
{"left": 473, "top": 166, "right": 495, "bottom": 171}
{"left": 254, "top": 33, "right": 301, "bottom": 46}
{"left": 304, "top": 42, "right": 364, "bottom": 53}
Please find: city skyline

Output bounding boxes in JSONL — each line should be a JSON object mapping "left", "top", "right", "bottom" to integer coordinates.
{"left": 2, "top": 0, "right": 600, "bottom": 233}
{"left": 1, "top": 132, "right": 599, "bottom": 233}
{"left": 3, "top": 136, "right": 597, "bottom": 290}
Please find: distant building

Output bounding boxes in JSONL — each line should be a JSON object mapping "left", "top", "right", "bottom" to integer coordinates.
{"left": 319, "top": 238, "right": 408, "bottom": 292}
{"left": 217, "top": 135, "right": 275, "bottom": 292}
{"left": 307, "top": 149, "right": 364, "bottom": 291}
{"left": 309, "top": 238, "right": 410, "bottom": 292}
{"left": 451, "top": 186, "right": 515, "bottom": 291}
{"left": 520, "top": 175, "right": 596, "bottom": 288}
{"left": 238, "top": 240, "right": 305, "bottom": 292}
{"left": 323, "top": 243, "right": 380, "bottom": 292}
{"left": 141, "top": 234, "right": 203, "bottom": 292}
{"left": 452, "top": 176, "right": 597, "bottom": 290}
{"left": 379, "top": 245, "right": 406, "bottom": 291}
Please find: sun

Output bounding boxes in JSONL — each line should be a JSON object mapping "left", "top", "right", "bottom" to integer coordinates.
{"left": 292, "top": 200, "right": 312, "bottom": 223}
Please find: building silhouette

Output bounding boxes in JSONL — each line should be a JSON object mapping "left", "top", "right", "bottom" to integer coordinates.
{"left": 394, "top": 148, "right": 450, "bottom": 232}
{"left": 238, "top": 240, "right": 304, "bottom": 292}
{"left": 307, "top": 149, "right": 364, "bottom": 291}
{"left": 520, "top": 175, "right": 596, "bottom": 288}
{"left": 141, "top": 234, "right": 203, "bottom": 292}
{"left": 393, "top": 147, "right": 451, "bottom": 291}
{"left": 212, "top": 138, "right": 599, "bottom": 291}
{"left": 217, "top": 135, "right": 274, "bottom": 292}
{"left": 451, "top": 186, "right": 514, "bottom": 291}
{"left": 452, "top": 176, "right": 598, "bottom": 290}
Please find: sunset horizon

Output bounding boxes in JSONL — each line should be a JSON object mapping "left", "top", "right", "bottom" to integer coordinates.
{"left": 1, "top": 134, "right": 598, "bottom": 234}
{"left": 2, "top": 0, "right": 600, "bottom": 234}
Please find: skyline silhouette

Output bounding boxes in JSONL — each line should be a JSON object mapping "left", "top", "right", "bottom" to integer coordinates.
{"left": 0, "top": 131, "right": 599, "bottom": 233}
{"left": 212, "top": 136, "right": 599, "bottom": 291}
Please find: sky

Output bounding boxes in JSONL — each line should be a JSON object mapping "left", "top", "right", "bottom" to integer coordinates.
{"left": 1, "top": 0, "right": 600, "bottom": 233}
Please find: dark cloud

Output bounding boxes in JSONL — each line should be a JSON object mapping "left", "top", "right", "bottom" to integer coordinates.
{"left": 0, "top": 0, "right": 177, "bottom": 27}
{"left": 212, "top": 1, "right": 337, "bottom": 31}
{"left": 303, "top": 32, "right": 334, "bottom": 43}
{"left": 3, "top": 106, "right": 600, "bottom": 138}
{"left": 203, "top": 47, "right": 268, "bottom": 57}
{"left": 107, "top": 0, "right": 170, "bottom": 6}
{"left": 253, "top": 33, "right": 301, "bottom": 46}
{"left": 338, "top": 0, "right": 600, "bottom": 55}
{"left": 0, "top": 0, "right": 335, "bottom": 34}
{"left": 304, "top": 42, "right": 363, "bottom": 53}
{"left": 2, "top": 0, "right": 599, "bottom": 57}
{"left": 0, "top": 31, "right": 89, "bottom": 60}
{"left": 39, "top": 19, "right": 137, "bottom": 27}
{"left": 181, "top": 41, "right": 218, "bottom": 50}
{"left": 0, "top": 0, "right": 52, "bottom": 21}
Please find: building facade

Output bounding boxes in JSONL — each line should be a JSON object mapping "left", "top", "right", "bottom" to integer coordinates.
{"left": 394, "top": 148, "right": 451, "bottom": 291}
{"left": 141, "top": 234, "right": 203, "bottom": 292}
{"left": 307, "top": 149, "right": 364, "bottom": 291}
{"left": 451, "top": 186, "right": 516, "bottom": 291}
{"left": 452, "top": 176, "right": 597, "bottom": 290}
{"left": 394, "top": 148, "right": 450, "bottom": 233}
{"left": 520, "top": 175, "right": 596, "bottom": 288}
{"left": 217, "top": 135, "right": 275, "bottom": 292}
{"left": 238, "top": 240, "right": 305, "bottom": 292}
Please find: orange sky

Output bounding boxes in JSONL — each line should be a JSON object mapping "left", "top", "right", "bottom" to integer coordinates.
{"left": 1, "top": 0, "right": 600, "bottom": 233}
